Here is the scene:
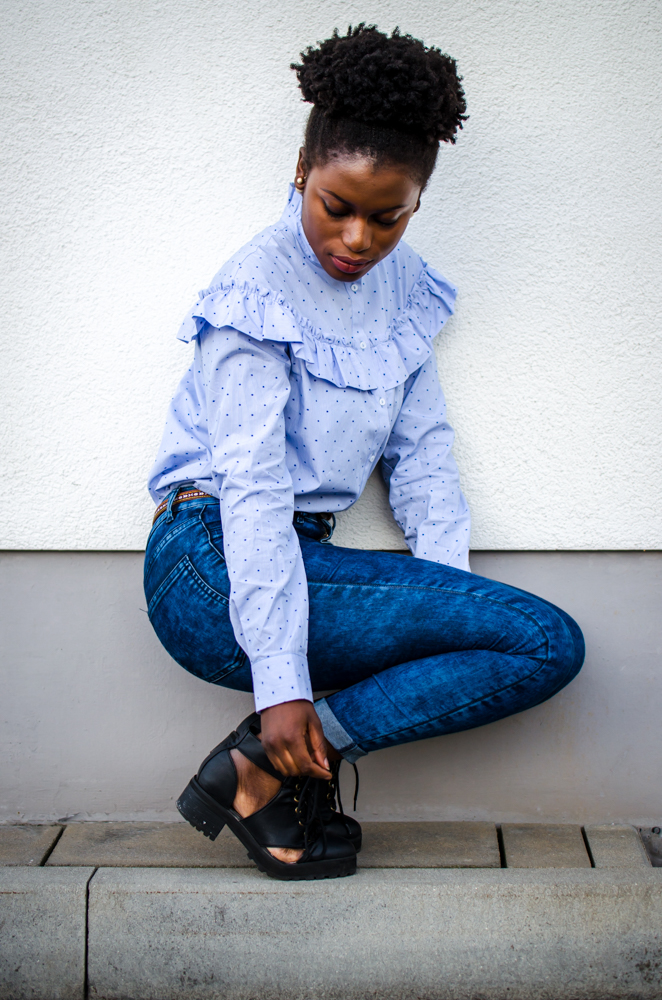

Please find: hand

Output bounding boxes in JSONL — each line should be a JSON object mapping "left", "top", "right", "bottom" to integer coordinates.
{"left": 260, "top": 700, "right": 331, "bottom": 780}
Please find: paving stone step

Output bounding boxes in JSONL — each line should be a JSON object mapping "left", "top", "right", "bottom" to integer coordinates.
{"left": 586, "top": 823, "right": 652, "bottom": 868}
{"left": 46, "top": 820, "right": 251, "bottom": 867}
{"left": 0, "top": 823, "right": 62, "bottom": 865}
{"left": 0, "top": 821, "right": 653, "bottom": 869}
{"left": 43, "top": 819, "right": 502, "bottom": 869}
{"left": 356, "top": 820, "right": 500, "bottom": 867}
{"left": 501, "top": 823, "right": 591, "bottom": 867}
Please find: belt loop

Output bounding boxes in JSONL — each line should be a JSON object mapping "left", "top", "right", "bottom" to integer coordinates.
{"left": 165, "top": 487, "right": 179, "bottom": 523}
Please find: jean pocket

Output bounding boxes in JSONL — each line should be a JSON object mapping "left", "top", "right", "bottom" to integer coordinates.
{"left": 148, "top": 554, "right": 246, "bottom": 684}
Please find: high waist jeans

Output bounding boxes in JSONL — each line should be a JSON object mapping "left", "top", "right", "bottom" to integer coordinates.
{"left": 144, "top": 495, "right": 584, "bottom": 762}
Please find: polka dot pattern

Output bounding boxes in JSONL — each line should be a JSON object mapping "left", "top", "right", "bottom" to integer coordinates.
{"left": 148, "top": 185, "right": 471, "bottom": 711}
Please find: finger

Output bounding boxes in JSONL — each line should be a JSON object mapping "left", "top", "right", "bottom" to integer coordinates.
{"left": 308, "top": 720, "right": 331, "bottom": 776}
{"left": 261, "top": 743, "right": 294, "bottom": 777}
{"left": 262, "top": 737, "right": 306, "bottom": 777}
{"left": 270, "top": 735, "right": 329, "bottom": 779}
{"left": 288, "top": 738, "right": 330, "bottom": 779}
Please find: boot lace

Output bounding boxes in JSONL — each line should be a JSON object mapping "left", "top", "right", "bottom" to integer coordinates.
{"left": 324, "top": 760, "right": 360, "bottom": 834}
{"left": 293, "top": 762, "right": 359, "bottom": 859}
{"left": 293, "top": 775, "right": 328, "bottom": 861}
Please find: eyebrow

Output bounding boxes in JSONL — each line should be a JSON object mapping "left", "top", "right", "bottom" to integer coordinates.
{"left": 320, "top": 188, "right": 406, "bottom": 213}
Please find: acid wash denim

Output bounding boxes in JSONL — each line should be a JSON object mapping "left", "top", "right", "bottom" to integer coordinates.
{"left": 144, "top": 496, "right": 585, "bottom": 763}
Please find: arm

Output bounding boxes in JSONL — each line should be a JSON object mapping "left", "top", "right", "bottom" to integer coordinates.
{"left": 201, "top": 325, "right": 329, "bottom": 776}
{"left": 381, "top": 352, "right": 471, "bottom": 571}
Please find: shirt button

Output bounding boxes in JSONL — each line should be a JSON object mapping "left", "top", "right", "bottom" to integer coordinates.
{"left": 379, "top": 398, "right": 386, "bottom": 406}
{"left": 369, "top": 454, "right": 375, "bottom": 462}
{"left": 351, "top": 283, "right": 359, "bottom": 292}
{"left": 359, "top": 341, "right": 367, "bottom": 349}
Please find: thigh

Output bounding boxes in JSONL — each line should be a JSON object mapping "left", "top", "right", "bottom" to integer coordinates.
{"left": 144, "top": 501, "right": 250, "bottom": 687}
{"left": 301, "top": 539, "right": 579, "bottom": 691}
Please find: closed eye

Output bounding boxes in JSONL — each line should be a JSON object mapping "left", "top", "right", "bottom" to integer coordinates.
{"left": 322, "top": 201, "right": 348, "bottom": 219}
{"left": 322, "top": 201, "right": 400, "bottom": 227}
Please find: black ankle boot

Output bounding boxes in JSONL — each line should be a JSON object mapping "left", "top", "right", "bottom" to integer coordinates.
{"left": 177, "top": 714, "right": 356, "bottom": 881}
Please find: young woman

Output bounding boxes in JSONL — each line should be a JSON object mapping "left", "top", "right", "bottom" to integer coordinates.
{"left": 145, "top": 26, "right": 584, "bottom": 881}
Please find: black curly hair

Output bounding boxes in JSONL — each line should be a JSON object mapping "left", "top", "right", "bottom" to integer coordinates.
{"left": 291, "top": 24, "right": 467, "bottom": 189}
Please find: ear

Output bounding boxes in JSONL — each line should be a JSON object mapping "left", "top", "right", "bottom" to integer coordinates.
{"left": 413, "top": 195, "right": 422, "bottom": 213}
{"left": 295, "top": 147, "right": 307, "bottom": 180}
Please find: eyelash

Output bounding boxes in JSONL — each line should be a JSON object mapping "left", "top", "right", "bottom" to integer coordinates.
{"left": 322, "top": 203, "right": 398, "bottom": 227}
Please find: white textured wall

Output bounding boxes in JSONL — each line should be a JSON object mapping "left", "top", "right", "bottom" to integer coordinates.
{"left": 1, "top": 0, "right": 660, "bottom": 550}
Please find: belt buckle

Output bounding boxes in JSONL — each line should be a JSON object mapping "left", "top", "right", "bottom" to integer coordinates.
{"left": 319, "top": 512, "right": 336, "bottom": 542}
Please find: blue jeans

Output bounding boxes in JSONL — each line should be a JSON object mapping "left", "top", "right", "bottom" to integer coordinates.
{"left": 144, "top": 495, "right": 584, "bottom": 762}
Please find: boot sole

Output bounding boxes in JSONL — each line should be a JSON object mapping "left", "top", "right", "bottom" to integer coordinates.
{"left": 177, "top": 777, "right": 356, "bottom": 881}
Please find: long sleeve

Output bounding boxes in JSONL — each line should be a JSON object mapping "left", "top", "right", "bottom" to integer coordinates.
{"left": 199, "top": 325, "right": 313, "bottom": 711}
{"left": 381, "top": 352, "right": 471, "bottom": 571}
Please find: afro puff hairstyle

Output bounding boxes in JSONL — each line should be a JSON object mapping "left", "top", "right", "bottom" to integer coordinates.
{"left": 291, "top": 24, "right": 467, "bottom": 188}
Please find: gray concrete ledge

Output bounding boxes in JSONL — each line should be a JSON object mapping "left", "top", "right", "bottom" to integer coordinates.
{"left": 0, "top": 824, "right": 657, "bottom": 999}
{"left": 0, "top": 866, "right": 94, "bottom": 1000}
{"left": 87, "top": 867, "right": 662, "bottom": 1000}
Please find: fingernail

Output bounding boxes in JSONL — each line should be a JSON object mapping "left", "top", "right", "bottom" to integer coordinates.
{"left": 324, "top": 758, "right": 329, "bottom": 770}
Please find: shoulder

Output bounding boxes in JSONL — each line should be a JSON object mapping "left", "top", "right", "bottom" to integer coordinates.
{"left": 207, "top": 221, "right": 301, "bottom": 295}
{"left": 372, "top": 239, "right": 458, "bottom": 318}
{"left": 383, "top": 239, "right": 428, "bottom": 292}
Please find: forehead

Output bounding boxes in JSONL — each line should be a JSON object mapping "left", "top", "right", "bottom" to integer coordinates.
{"left": 310, "top": 155, "right": 419, "bottom": 209}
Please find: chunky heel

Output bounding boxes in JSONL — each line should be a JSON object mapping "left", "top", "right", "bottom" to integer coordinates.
{"left": 177, "top": 778, "right": 227, "bottom": 840}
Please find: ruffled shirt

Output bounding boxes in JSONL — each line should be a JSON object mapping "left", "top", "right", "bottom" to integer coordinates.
{"left": 148, "top": 184, "right": 471, "bottom": 711}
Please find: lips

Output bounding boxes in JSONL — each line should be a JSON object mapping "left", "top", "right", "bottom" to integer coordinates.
{"left": 331, "top": 255, "right": 371, "bottom": 274}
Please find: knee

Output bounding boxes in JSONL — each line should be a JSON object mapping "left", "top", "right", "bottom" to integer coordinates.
{"left": 545, "top": 606, "right": 585, "bottom": 692}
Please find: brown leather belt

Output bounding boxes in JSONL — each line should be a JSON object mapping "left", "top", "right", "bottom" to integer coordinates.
{"left": 153, "top": 490, "right": 336, "bottom": 541}
{"left": 152, "top": 489, "right": 214, "bottom": 524}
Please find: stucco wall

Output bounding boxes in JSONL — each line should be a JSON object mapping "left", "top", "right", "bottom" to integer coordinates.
{"left": 2, "top": 0, "right": 661, "bottom": 551}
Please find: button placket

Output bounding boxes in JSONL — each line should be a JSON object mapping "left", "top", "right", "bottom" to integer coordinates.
{"left": 367, "top": 388, "right": 392, "bottom": 470}
{"left": 348, "top": 280, "right": 365, "bottom": 351}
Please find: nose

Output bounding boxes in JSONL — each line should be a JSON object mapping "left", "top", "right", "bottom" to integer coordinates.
{"left": 342, "top": 217, "right": 371, "bottom": 254}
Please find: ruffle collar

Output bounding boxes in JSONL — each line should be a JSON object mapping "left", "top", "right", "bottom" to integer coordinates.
{"left": 281, "top": 183, "right": 323, "bottom": 271}
{"left": 177, "top": 186, "right": 457, "bottom": 391}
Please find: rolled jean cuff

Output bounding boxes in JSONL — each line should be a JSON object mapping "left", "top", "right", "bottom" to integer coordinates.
{"left": 314, "top": 698, "right": 368, "bottom": 764}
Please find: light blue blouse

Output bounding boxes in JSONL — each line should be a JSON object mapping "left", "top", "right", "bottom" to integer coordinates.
{"left": 149, "top": 184, "right": 471, "bottom": 711}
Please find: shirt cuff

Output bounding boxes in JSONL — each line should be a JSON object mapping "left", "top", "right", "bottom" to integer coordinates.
{"left": 250, "top": 653, "right": 313, "bottom": 713}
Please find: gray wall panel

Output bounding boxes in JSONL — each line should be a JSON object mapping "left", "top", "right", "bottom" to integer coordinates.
{"left": 1, "top": 551, "right": 660, "bottom": 823}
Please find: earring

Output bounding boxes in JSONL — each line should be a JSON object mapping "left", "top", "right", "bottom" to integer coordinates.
{"left": 296, "top": 175, "right": 305, "bottom": 186}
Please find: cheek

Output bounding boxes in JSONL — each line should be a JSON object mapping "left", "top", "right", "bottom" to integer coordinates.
{"left": 303, "top": 206, "right": 330, "bottom": 248}
{"left": 377, "top": 227, "right": 406, "bottom": 255}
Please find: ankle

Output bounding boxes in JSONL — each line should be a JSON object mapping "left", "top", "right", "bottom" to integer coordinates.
{"left": 230, "top": 749, "right": 281, "bottom": 818}
{"left": 230, "top": 748, "right": 304, "bottom": 865}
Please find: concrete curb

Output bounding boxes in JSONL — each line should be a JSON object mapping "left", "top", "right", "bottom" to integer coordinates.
{"left": 86, "top": 867, "right": 662, "bottom": 1000}
{"left": 0, "top": 820, "right": 658, "bottom": 1000}
{"left": 0, "top": 866, "right": 94, "bottom": 1000}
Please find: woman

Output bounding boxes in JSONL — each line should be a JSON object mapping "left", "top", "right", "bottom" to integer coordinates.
{"left": 145, "top": 25, "right": 584, "bottom": 881}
